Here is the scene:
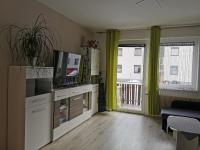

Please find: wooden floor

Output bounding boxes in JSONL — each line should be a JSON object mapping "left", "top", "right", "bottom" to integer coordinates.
{"left": 42, "top": 112, "right": 176, "bottom": 150}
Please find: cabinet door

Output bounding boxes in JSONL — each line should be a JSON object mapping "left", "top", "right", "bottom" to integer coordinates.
{"left": 94, "top": 87, "right": 99, "bottom": 113}
{"left": 92, "top": 86, "right": 99, "bottom": 115}
{"left": 25, "top": 102, "right": 51, "bottom": 150}
{"left": 69, "top": 95, "right": 83, "bottom": 120}
{"left": 90, "top": 48, "right": 96, "bottom": 67}
{"left": 95, "top": 50, "right": 100, "bottom": 74}
{"left": 91, "top": 49, "right": 99, "bottom": 75}
{"left": 91, "top": 91, "right": 95, "bottom": 115}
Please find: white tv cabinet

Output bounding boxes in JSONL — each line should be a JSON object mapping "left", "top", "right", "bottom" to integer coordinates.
{"left": 7, "top": 66, "right": 99, "bottom": 149}
{"left": 52, "top": 84, "right": 99, "bottom": 141}
{"left": 7, "top": 66, "right": 53, "bottom": 150}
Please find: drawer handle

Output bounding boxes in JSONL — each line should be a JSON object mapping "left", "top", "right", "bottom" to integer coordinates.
{"left": 72, "top": 97, "right": 82, "bottom": 101}
{"left": 31, "top": 98, "right": 46, "bottom": 104}
{"left": 32, "top": 107, "right": 46, "bottom": 114}
{"left": 57, "top": 95, "right": 66, "bottom": 98}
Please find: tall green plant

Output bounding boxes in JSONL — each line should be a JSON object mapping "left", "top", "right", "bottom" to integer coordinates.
{"left": 1, "top": 14, "right": 55, "bottom": 66}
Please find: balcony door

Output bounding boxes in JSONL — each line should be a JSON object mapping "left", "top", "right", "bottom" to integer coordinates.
{"left": 116, "top": 44, "right": 145, "bottom": 113}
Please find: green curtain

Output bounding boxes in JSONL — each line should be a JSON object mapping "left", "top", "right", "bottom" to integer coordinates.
{"left": 106, "top": 30, "right": 120, "bottom": 111}
{"left": 148, "top": 26, "right": 161, "bottom": 115}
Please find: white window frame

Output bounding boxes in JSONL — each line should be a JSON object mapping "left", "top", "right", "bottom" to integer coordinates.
{"left": 118, "top": 48, "right": 123, "bottom": 56}
{"left": 159, "top": 37, "right": 200, "bottom": 91}
{"left": 170, "top": 65, "right": 178, "bottom": 75}
{"left": 117, "top": 64, "right": 122, "bottom": 73}
{"left": 134, "top": 48, "right": 142, "bottom": 56}
{"left": 171, "top": 47, "right": 179, "bottom": 56}
{"left": 134, "top": 65, "right": 141, "bottom": 73}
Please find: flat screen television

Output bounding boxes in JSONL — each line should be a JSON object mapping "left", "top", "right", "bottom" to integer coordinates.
{"left": 53, "top": 50, "right": 82, "bottom": 88}
{"left": 66, "top": 53, "right": 81, "bottom": 76}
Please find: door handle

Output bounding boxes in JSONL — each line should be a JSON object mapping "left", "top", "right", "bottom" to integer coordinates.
{"left": 72, "top": 97, "right": 82, "bottom": 101}
{"left": 32, "top": 107, "right": 46, "bottom": 114}
{"left": 31, "top": 98, "right": 46, "bottom": 104}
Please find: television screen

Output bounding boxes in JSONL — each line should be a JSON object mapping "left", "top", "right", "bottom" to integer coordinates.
{"left": 53, "top": 50, "right": 82, "bottom": 88}
{"left": 66, "top": 53, "right": 81, "bottom": 76}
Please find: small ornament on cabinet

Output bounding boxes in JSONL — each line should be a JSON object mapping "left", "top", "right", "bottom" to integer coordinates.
{"left": 87, "top": 40, "right": 99, "bottom": 49}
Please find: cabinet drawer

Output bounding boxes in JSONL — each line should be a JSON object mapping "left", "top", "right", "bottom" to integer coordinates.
{"left": 69, "top": 109, "right": 83, "bottom": 120}
{"left": 69, "top": 95, "right": 83, "bottom": 120}
{"left": 70, "top": 95, "right": 83, "bottom": 108}
{"left": 26, "top": 93, "right": 51, "bottom": 108}
{"left": 71, "top": 94, "right": 83, "bottom": 101}
{"left": 54, "top": 89, "right": 72, "bottom": 101}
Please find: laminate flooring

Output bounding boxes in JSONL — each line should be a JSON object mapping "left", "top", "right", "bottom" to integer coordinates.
{"left": 42, "top": 112, "right": 176, "bottom": 150}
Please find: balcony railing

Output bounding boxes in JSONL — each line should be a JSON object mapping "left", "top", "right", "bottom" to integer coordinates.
{"left": 117, "top": 80, "right": 142, "bottom": 110}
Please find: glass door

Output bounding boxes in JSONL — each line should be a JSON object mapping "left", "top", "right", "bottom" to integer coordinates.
{"left": 116, "top": 44, "right": 145, "bottom": 113}
{"left": 53, "top": 99, "right": 69, "bottom": 128}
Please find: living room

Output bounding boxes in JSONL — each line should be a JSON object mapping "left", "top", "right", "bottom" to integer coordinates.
{"left": 1, "top": 0, "right": 200, "bottom": 150}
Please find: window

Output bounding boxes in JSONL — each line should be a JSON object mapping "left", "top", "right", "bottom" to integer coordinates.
{"left": 160, "top": 58, "right": 164, "bottom": 65}
{"left": 118, "top": 48, "right": 123, "bottom": 56}
{"left": 67, "top": 58, "right": 70, "bottom": 64}
{"left": 171, "top": 47, "right": 179, "bottom": 56}
{"left": 117, "top": 65, "right": 122, "bottom": 73}
{"left": 134, "top": 48, "right": 142, "bottom": 56}
{"left": 74, "top": 58, "right": 79, "bottom": 65}
{"left": 160, "top": 65, "right": 164, "bottom": 71}
{"left": 170, "top": 65, "right": 178, "bottom": 75}
{"left": 134, "top": 65, "right": 141, "bottom": 73}
{"left": 159, "top": 41, "right": 199, "bottom": 91}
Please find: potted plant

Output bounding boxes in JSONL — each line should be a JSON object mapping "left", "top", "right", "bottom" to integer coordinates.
{"left": 1, "top": 14, "right": 55, "bottom": 66}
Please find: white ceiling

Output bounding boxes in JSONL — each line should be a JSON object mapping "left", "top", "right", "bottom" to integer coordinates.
{"left": 38, "top": 0, "right": 200, "bottom": 30}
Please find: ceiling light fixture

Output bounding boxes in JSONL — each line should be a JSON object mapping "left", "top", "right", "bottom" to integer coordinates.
{"left": 154, "top": 0, "right": 162, "bottom": 8}
{"left": 136, "top": 0, "right": 162, "bottom": 8}
{"left": 136, "top": 0, "right": 145, "bottom": 5}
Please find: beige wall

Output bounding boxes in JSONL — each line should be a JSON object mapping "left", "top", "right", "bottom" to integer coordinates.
{"left": 0, "top": 0, "right": 93, "bottom": 149}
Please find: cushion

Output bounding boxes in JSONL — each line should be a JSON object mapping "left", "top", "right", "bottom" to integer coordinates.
{"left": 171, "top": 100, "right": 200, "bottom": 111}
{"left": 161, "top": 108, "right": 200, "bottom": 119}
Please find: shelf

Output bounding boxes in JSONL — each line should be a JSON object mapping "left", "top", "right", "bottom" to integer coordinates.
{"left": 26, "top": 66, "right": 53, "bottom": 79}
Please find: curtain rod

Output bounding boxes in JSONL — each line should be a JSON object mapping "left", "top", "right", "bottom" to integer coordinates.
{"left": 96, "top": 23, "right": 200, "bottom": 34}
